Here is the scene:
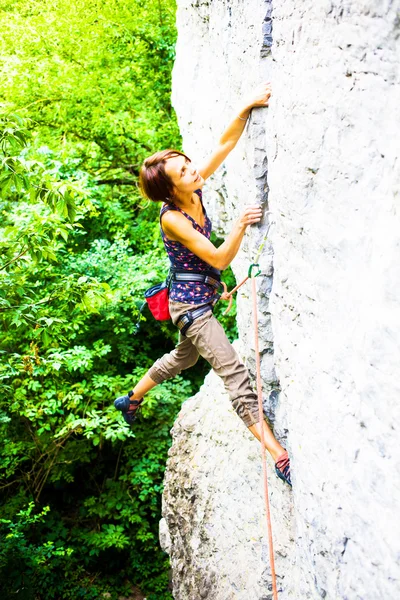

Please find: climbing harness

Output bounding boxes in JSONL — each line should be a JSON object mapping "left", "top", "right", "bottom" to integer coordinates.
{"left": 140, "top": 268, "right": 222, "bottom": 332}
{"left": 176, "top": 303, "right": 213, "bottom": 336}
{"left": 170, "top": 266, "right": 221, "bottom": 290}
{"left": 171, "top": 267, "right": 222, "bottom": 335}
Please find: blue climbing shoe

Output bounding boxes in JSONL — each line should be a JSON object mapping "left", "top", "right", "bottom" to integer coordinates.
{"left": 114, "top": 390, "right": 143, "bottom": 425}
{"left": 275, "top": 450, "right": 292, "bottom": 487}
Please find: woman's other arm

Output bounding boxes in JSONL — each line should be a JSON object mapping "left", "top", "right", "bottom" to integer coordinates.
{"left": 161, "top": 205, "right": 262, "bottom": 271}
{"left": 198, "top": 83, "right": 272, "bottom": 181}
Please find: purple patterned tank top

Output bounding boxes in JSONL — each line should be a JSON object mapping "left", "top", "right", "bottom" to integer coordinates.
{"left": 160, "top": 189, "right": 220, "bottom": 305}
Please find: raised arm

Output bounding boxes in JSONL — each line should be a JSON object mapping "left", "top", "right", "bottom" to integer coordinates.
{"left": 198, "top": 83, "right": 272, "bottom": 181}
{"left": 161, "top": 205, "right": 262, "bottom": 271}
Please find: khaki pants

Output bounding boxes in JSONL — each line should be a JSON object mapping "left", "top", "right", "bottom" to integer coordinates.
{"left": 146, "top": 299, "right": 260, "bottom": 428}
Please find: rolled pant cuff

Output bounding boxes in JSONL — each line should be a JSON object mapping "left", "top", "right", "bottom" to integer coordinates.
{"left": 146, "top": 366, "right": 165, "bottom": 385}
{"left": 244, "top": 413, "right": 263, "bottom": 428}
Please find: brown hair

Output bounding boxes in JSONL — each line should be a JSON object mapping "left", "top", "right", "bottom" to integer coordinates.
{"left": 139, "top": 149, "right": 191, "bottom": 204}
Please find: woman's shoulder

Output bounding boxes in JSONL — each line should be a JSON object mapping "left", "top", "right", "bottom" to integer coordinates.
{"left": 160, "top": 204, "right": 188, "bottom": 230}
{"left": 160, "top": 202, "right": 178, "bottom": 217}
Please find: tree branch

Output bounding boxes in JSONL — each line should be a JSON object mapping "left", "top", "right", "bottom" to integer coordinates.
{"left": 0, "top": 247, "right": 29, "bottom": 271}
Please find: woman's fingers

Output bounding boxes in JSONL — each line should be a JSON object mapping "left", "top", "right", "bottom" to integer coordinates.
{"left": 240, "top": 205, "right": 263, "bottom": 226}
{"left": 241, "top": 82, "right": 272, "bottom": 112}
{"left": 251, "top": 82, "right": 272, "bottom": 106}
{"left": 244, "top": 205, "right": 263, "bottom": 215}
{"left": 244, "top": 207, "right": 262, "bottom": 217}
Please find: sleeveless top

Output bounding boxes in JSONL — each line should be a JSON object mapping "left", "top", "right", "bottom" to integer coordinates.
{"left": 159, "top": 189, "right": 220, "bottom": 305}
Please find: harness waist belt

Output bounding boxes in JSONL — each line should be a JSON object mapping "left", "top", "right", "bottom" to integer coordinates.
{"left": 170, "top": 269, "right": 221, "bottom": 290}
{"left": 176, "top": 304, "right": 213, "bottom": 336}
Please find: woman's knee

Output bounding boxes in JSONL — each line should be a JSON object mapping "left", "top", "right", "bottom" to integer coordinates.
{"left": 147, "top": 344, "right": 199, "bottom": 383}
{"left": 181, "top": 346, "right": 199, "bottom": 370}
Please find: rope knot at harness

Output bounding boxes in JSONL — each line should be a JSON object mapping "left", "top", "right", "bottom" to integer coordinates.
{"left": 219, "top": 218, "right": 274, "bottom": 315}
{"left": 219, "top": 263, "right": 262, "bottom": 315}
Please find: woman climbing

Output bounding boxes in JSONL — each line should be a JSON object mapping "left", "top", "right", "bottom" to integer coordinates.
{"left": 114, "top": 83, "right": 291, "bottom": 487}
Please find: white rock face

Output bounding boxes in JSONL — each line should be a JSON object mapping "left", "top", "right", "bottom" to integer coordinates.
{"left": 161, "top": 1, "right": 400, "bottom": 599}
{"left": 161, "top": 364, "right": 294, "bottom": 600}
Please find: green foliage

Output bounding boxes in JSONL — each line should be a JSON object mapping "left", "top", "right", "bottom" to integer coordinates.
{"left": 0, "top": 1, "right": 238, "bottom": 598}
{"left": 0, "top": 0, "right": 180, "bottom": 179}
{"left": 0, "top": 1, "right": 182, "bottom": 597}
{"left": 0, "top": 503, "right": 74, "bottom": 599}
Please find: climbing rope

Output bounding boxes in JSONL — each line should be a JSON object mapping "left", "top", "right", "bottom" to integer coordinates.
{"left": 250, "top": 263, "right": 278, "bottom": 600}
{"left": 221, "top": 219, "right": 278, "bottom": 599}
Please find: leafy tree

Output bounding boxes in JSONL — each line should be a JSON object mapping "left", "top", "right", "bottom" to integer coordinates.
{"left": 0, "top": 0, "right": 178, "bottom": 179}
{"left": 0, "top": 2, "right": 238, "bottom": 598}
{"left": 0, "top": 1, "right": 184, "bottom": 596}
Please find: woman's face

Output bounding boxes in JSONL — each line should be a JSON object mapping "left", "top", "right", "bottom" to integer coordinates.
{"left": 164, "top": 154, "right": 203, "bottom": 199}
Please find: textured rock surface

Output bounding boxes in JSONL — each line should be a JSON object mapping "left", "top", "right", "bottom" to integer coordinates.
{"left": 161, "top": 1, "right": 400, "bottom": 599}
{"left": 161, "top": 364, "right": 293, "bottom": 600}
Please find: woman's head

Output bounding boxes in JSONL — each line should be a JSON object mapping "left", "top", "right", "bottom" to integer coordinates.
{"left": 139, "top": 149, "right": 203, "bottom": 204}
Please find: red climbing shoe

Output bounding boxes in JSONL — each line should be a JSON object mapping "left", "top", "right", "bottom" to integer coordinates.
{"left": 275, "top": 450, "right": 292, "bottom": 487}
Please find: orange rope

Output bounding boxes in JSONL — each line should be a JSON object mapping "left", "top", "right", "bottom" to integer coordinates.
{"left": 251, "top": 270, "right": 278, "bottom": 600}
{"left": 220, "top": 275, "right": 249, "bottom": 315}
{"left": 220, "top": 267, "right": 278, "bottom": 596}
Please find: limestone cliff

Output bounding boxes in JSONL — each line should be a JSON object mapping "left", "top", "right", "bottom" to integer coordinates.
{"left": 160, "top": 1, "right": 400, "bottom": 598}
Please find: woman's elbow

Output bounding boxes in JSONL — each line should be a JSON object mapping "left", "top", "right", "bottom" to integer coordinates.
{"left": 211, "top": 253, "right": 229, "bottom": 271}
